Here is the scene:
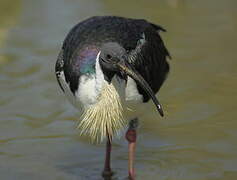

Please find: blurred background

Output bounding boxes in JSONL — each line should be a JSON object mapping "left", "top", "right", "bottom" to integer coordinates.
{"left": 0, "top": 0, "right": 237, "bottom": 179}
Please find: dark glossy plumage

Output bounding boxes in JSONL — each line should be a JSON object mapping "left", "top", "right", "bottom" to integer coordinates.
{"left": 56, "top": 16, "right": 170, "bottom": 102}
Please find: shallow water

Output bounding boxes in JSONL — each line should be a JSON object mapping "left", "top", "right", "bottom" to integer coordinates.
{"left": 0, "top": 0, "right": 237, "bottom": 179}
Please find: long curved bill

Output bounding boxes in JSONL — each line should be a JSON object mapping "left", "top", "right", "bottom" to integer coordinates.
{"left": 117, "top": 62, "right": 164, "bottom": 117}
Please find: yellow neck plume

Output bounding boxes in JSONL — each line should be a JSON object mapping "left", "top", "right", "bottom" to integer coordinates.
{"left": 78, "top": 82, "right": 125, "bottom": 143}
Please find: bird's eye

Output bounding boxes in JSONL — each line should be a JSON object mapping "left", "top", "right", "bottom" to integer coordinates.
{"left": 122, "top": 55, "right": 126, "bottom": 59}
{"left": 106, "top": 54, "right": 112, "bottom": 60}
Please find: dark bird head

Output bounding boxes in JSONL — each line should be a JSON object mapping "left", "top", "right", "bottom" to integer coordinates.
{"left": 99, "top": 42, "right": 127, "bottom": 82}
{"left": 99, "top": 42, "right": 164, "bottom": 117}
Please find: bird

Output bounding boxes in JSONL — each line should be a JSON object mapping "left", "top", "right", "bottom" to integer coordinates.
{"left": 55, "top": 16, "right": 170, "bottom": 180}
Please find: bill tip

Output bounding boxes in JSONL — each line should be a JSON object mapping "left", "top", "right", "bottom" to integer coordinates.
{"left": 157, "top": 105, "right": 164, "bottom": 117}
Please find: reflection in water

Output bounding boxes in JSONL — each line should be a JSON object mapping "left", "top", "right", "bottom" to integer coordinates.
{"left": 0, "top": 0, "right": 237, "bottom": 179}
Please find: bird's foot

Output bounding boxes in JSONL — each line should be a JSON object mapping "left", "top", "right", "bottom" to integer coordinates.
{"left": 128, "top": 170, "right": 135, "bottom": 180}
{"left": 102, "top": 169, "right": 114, "bottom": 180}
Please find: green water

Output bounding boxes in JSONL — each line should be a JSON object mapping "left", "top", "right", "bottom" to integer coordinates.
{"left": 0, "top": 0, "right": 237, "bottom": 179}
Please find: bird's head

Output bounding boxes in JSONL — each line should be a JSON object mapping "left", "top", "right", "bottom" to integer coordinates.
{"left": 99, "top": 42, "right": 164, "bottom": 117}
{"left": 99, "top": 42, "right": 127, "bottom": 82}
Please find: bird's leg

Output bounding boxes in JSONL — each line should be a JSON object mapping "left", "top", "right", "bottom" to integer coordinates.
{"left": 102, "top": 135, "right": 113, "bottom": 179}
{"left": 126, "top": 118, "right": 139, "bottom": 180}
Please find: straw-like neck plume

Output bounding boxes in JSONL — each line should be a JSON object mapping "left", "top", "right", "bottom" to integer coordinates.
{"left": 78, "top": 82, "right": 125, "bottom": 142}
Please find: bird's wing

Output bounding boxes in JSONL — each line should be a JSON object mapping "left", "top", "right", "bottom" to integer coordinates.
{"left": 127, "top": 21, "right": 170, "bottom": 102}
{"left": 55, "top": 50, "right": 65, "bottom": 92}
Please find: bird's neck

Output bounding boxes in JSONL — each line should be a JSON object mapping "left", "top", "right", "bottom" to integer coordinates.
{"left": 77, "top": 52, "right": 127, "bottom": 142}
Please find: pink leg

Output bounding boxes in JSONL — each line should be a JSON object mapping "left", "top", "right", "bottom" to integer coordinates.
{"left": 126, "top": 118, "right": 138, "bottom": 180}
{"left": 102, "top": 136, "right": 113, "bottom": 179}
